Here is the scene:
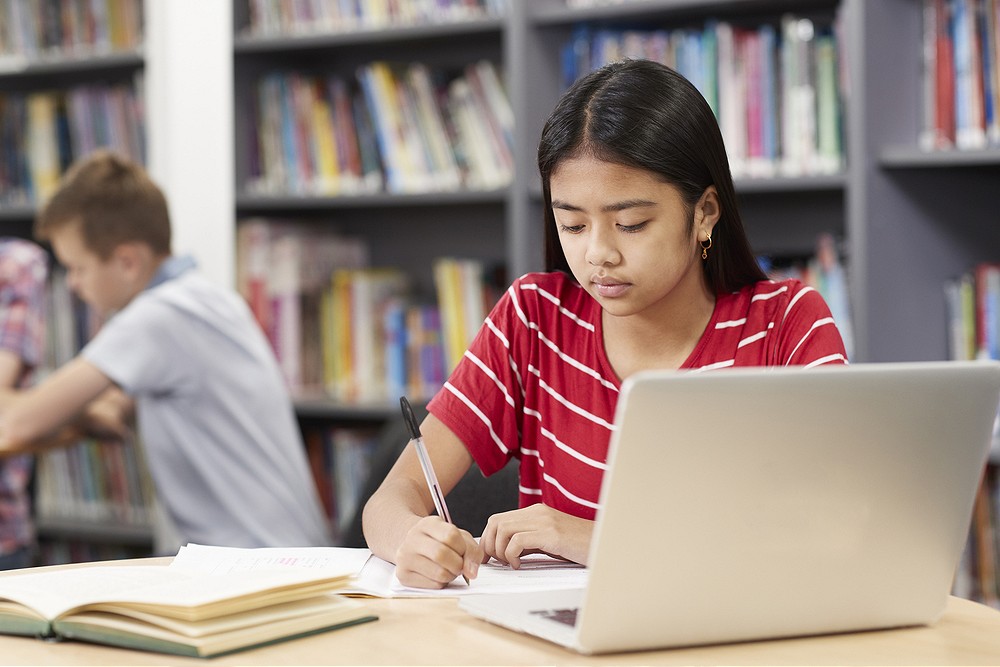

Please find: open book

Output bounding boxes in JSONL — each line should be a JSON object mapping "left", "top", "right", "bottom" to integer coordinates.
{"left": 0, "top": 563, "right": 376, "bottom": 657}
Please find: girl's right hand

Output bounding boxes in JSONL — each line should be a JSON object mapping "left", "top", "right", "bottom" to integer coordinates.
{"left": 393, "top": 515, "right": 483, "bottom": 589}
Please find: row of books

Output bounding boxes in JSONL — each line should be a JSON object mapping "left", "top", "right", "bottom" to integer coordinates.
{"left": 955, "top": 464, "right": 1000, "bottom": 607}
{"left": 944, "top": 262, "right": 1000, "bottom": 607}
{"left": 0, "top": 77, "right": 145, "bottom": 205}
{"left": 946, "top": 262, "right": 1000, "bottom": 362}
{"left": 0, "top": 0, "right": 143, "bottom": 60}
{"left": 304, "top": 425, "right": 380, "bottom": 538}
{"left": 758, "top": 233, "right": 855, "bottom": 361}
{"left": 921, "top": 0, "right": 1000, "bottom": 151}
{"left": 33, "top": 437, "right": 156, "bottom": 530}
{"left": 236, "top": 219, "right": 499, "bottom": 402}
{"left": 246, "top": 59, "right": 513, "bottom": 196}
{"left": 562, "top": 13, "right": 845, "bottom": 179}
{"left": 244, "top": 0, "right": 507, "bottom": 36}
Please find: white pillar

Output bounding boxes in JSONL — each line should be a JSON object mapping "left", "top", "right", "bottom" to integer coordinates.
{"left": 144, "top": 0, "right": 234, "bottom": 288}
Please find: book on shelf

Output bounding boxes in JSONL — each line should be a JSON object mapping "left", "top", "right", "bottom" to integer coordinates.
{"left": 946, "top": 262, "right": 1000, "bottom": 362}
{"left": 944, "top": 262, "right": 1000, "bottom": 608}
{"left": 34, "top": 437, "right": 155, "bottom": 530}
{"left": 247, "top": 60, "right": 512, "bottom": 197}
{"left": 235, "top": 222, "right": 502, "bottom": 403}
{"left": 303, "top": 426, "right": 380, "bottom": 535}
{"left": 26, "top": 92, "right": 61, "bottom": 202}
{"left": 972, "top": 475, "right": 1000, "bottom": 607}
{"left": 243, "top": 0, "right": 507, "bottom": 37}
{"left": 921, "top": 0, "right": 1000, "bottom": 151}
{"left": 0, "top": 0, "right": 143, "bottom": 58}
{"left": 433, "top": 257, "right": 491, "bottom": 373}
{"left": 560, "top": 13, "right": 844, "bottom": 179}
{"left": 0, "top": 563, "right": 375, "bottom": 658}
{"left": 1, "top": 79, "right": 146, "bottom": 206}
{"left": 236, "top": 219, "right": 369, "bottom": 393}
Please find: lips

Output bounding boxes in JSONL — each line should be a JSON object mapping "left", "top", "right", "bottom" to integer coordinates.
{"left": 591, "top": 277, "right": 631, "bottom": 298}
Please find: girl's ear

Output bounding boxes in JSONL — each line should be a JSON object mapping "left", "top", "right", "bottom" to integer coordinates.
{"left": 694, "top": 185, "right": 721, "bottom": 241}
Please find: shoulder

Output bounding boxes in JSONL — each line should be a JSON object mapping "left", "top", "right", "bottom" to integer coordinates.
{"left": 718, "top": 279, "right": 846, "bottom": 366}
{"left": 115, "top": 273, "right": 215, "bottom": 327}
{"left": 719, "top": 278, "right": 831, "bottom": 320}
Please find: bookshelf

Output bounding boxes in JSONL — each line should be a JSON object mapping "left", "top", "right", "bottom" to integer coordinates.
{"left": 0, "top": 0, "right": 154, "bottom": 564}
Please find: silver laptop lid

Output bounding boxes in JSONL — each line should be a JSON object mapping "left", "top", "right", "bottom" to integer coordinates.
{"left": 577, "top": 361, "right": 1000, "bottom": 653}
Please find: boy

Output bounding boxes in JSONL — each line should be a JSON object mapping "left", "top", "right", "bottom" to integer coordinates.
{"left": 0, "top": 238, "right": 48, "bottom": 569}
{"left": 0, "top": 151, "right": 331, "bottom": 549}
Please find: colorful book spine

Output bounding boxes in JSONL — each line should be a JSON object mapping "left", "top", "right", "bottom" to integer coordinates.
{"left": 559, "top": 16, "right": 842, "bottom": 178}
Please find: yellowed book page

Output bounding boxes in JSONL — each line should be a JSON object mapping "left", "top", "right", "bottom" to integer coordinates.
{"left": 0, "top": 565, "right": 352, "bottom": 623}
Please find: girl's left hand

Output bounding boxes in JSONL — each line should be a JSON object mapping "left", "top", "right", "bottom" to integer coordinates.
{"left": 479, "top": 504, "right": 594, "bottom": 568}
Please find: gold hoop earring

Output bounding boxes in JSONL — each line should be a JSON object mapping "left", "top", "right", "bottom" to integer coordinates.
{"left": 701, "top": 232, "right": 712, "bottom": 260}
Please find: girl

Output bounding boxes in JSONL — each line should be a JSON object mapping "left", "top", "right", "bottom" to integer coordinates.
{"left": 362, "top": 59, "right": 848, "bottom": 588}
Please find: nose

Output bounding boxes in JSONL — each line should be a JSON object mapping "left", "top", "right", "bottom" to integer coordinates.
{"left": 585, "top": 228, "right": 621, "bottom": 267}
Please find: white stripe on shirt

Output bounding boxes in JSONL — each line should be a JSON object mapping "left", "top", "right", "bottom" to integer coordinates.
{"left": 542, "top": 472, "right": 601, "bottom": 510}
{"left": 464, "top": 350, "right": 517, "bottom": 408}
{"left": 443, "top": 381, "right": 510, "bottom": 455}
{"left": 785, "top": 317, "right": 838, "bottom": 365}
{"left": 519, "top": 282, "right": 596, "bottom": 332}
{"left": 540, "top": 426, "right": 608, "bottom": 471}
{"left": 529, "top": 366, "right": 616, "bottom": 431}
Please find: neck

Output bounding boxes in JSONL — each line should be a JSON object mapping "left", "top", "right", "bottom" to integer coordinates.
{"left": 139, "top": 254, "right": 170, "bottom": 288}
{"left": 602, "top": 272, "right": 716, "bottom": 375}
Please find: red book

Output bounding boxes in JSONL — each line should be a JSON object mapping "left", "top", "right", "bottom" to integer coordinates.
{"left": 936, "top": 0, "right": 958, "bottom": 147}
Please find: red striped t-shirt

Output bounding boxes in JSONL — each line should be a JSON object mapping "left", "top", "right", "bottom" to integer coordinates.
{"left": 427, "top": 271, "right": 848, "bottom": 520}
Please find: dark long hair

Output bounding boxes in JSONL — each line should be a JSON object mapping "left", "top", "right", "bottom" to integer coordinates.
{"left": 538, "top": 59, "right": 766, "bottom": 293}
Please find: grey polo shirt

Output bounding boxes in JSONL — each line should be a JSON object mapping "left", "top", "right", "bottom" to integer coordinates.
{"left": 82, "top": 256, "right": 331, "bottom": 547}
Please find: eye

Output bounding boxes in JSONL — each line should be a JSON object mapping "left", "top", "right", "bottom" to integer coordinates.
{"left": 558, "top": 224, "right": 585, "bottom": 234}
{"left": 618, "top": 221, "right": 648, "bottom": 233}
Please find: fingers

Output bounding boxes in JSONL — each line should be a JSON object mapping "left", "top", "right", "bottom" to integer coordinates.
{"left": 481, "top": 507, "right": 547, "bottom": 568}
{"left": 479, "top": 504, "right": 592, "bottom": 568}
{"left": 394, "top": 516, "right": 482, "bottom": 589}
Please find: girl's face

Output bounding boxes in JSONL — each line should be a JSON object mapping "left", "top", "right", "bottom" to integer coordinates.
{"left": 550, "top": 155, "right": 718, "bottom": 321}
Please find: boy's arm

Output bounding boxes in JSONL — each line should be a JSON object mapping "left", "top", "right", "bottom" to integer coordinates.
{"left": 0, "top": 356, "right": 114, "bottom": 455}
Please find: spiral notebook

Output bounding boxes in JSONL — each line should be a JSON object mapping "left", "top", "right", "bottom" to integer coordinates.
{"left": 459, "top": 361, "right": 1000, "bottom": 654}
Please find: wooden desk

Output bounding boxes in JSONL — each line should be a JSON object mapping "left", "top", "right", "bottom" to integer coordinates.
{"left": 1, "top": 588, "right": 1000, "bottom": 665}
{"left": 3, "top": 557, "right": 1000, "bottom": 665}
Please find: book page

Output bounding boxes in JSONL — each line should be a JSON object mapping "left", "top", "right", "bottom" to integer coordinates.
{"left": 170, "top": 543, "right": 372, "bottom": 575}
{"left": 168, "top": 544, "right": 588, "bottom": 598}
{"left": 381, "top": 554, "right": 588, "bottom": 597}
{"left": 0, "top": 565, "right": 354, "bottom": 621}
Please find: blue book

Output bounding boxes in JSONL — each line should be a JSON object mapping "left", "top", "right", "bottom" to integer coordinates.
{"left": 383, "top": 298, "right": 408, "bottom": 402}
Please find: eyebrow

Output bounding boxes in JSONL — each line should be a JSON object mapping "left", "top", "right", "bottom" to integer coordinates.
{"left": 550, "top": 198, "right": 658, "bottom": 213}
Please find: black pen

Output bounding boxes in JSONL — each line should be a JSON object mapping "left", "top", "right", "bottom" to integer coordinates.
{"left": 400, "top": 396, "right": 469, "bottom": 585}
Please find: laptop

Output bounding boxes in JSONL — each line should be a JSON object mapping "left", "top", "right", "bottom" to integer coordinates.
{"left": 459, "top": 361, "right": 1000, "bottom": 654}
